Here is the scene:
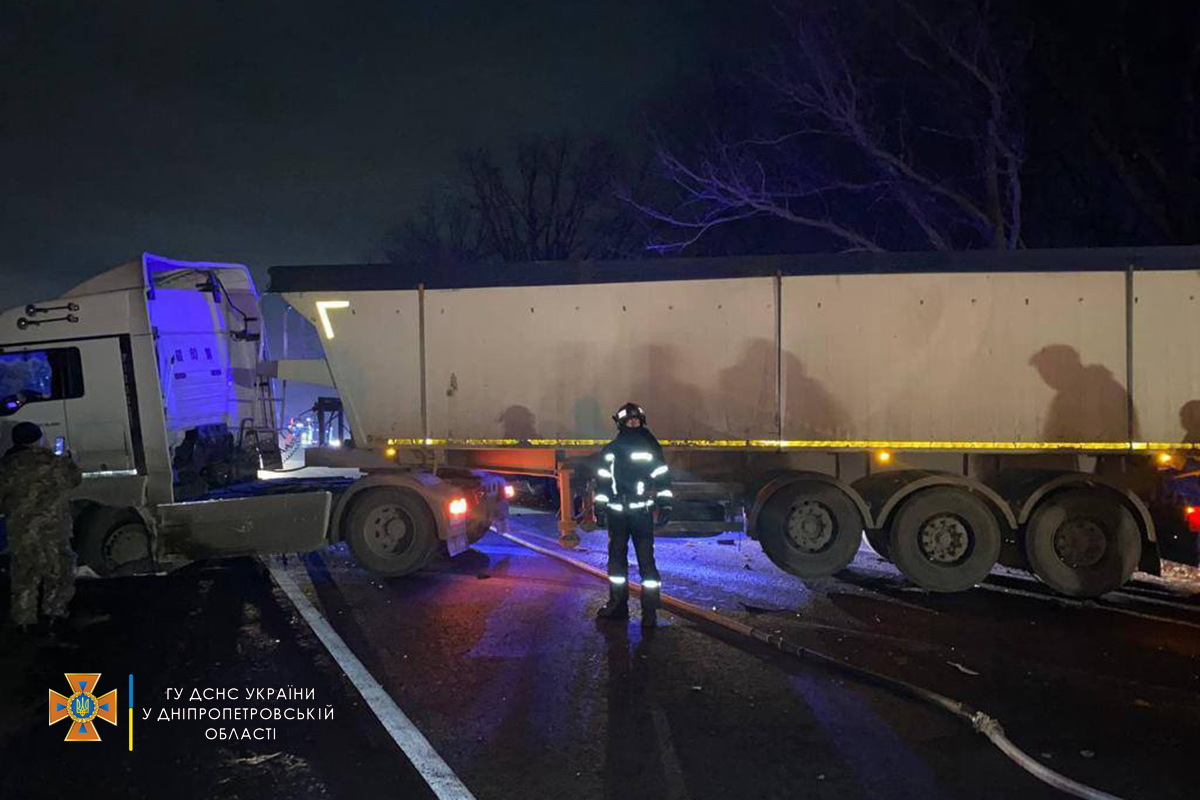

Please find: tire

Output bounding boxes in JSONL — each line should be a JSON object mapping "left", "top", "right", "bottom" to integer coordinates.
{"left": 864, "top": 528, "right": 891, "bottom": 560}
{"left": 889, "top": 488, "right": 1001, "bottom": 592}
{"left": 76, "top": 507, "right": 153, "bottom": 577}
{"left": 1025, "top": 490, "right": 1140, "bottom": 598}
{"left": 756, "top": 481, "right": 864, "bottom": 579}
{"left": 344, "top": 488, "right": 438, "bottom": 576}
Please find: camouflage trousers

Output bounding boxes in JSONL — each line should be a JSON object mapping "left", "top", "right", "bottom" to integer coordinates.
{"left": 10, "top": 536, "right": 75, "bottom": 627}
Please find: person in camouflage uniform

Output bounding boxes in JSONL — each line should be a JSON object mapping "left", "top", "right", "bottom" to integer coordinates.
{"left": 0, "top": 422, "right": 81, "bottom": 629}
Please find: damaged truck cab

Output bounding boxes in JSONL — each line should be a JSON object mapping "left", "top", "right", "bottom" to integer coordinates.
{"left": 0, "top": 254, "right": 475, "bottom": 576}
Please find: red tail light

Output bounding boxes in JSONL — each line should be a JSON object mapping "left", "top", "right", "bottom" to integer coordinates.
{"left": 448, "top": 497, "right": 468, "bottom": 516}
{"left": 503, "top": 484, "right": 516, "bottom": 499}
{"left": 1185, "top": 505, "right": 1200, "bottom": 533}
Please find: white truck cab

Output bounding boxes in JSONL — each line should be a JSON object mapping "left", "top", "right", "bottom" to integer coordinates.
{"left": 0, "top": 254, "right": 331, "bottom": 573}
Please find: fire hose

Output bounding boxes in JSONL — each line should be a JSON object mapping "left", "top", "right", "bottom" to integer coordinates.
{"left": 499, "top": 530, "right": 1131, "bottom": 800}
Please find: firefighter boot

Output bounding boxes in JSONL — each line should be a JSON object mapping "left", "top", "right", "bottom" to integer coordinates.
{"left": 643, "top": 578, "right": 662, "bottom": 628}
{"left": 596, "top": 583, "right": 629, "bottom": 620}
{"left": 641, "top": 584, "right": 660, "bottom": 627}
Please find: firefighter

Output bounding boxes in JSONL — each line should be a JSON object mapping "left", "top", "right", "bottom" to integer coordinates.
{"left": 593, "top": 402, "right": 673, "bottom": 626}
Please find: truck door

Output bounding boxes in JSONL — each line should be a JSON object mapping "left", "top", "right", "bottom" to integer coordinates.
{"left": 0, "top": 346, "right": 81, "bottom": 454}
{"left": 62, "top": 337, "right": 138, "bottom": 474}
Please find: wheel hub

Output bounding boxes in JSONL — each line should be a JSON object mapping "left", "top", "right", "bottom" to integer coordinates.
{"left": 365, "top": 505, "right": 414, "bottom": 556}
{"left": 103, "top": 523, "right": 150, "bottom": 569}
{"left": 1053, "top": 518, "right": 1107, "bottom": 569}
{"left": 918, "top": 515, "right": 970, "bottom": 564}
{"left": 786, "top": 500, "right": 835, "bottom": 553}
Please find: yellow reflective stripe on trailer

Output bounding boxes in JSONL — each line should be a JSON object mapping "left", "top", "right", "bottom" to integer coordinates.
{"left": 384, "top": 437, "right": 1197, "bottom": 452}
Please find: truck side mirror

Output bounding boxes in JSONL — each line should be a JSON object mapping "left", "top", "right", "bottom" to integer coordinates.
{"left": 0, "top": 394, "right": 25, "bottom": 417}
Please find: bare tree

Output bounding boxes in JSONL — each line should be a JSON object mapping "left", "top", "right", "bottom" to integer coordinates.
{"left": 382, "top": 193, "right": 487, "bottom": 266}
{"left": 461, "top": 135, "right": 637, "bottom": 261}
{"left": 632, "top": 0, "right": 1028, "bottom": 252}
{"left": 384, "top": 135, "right": 642, "bottom": 265}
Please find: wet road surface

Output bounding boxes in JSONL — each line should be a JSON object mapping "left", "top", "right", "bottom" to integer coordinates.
{"left": 2, "top": 509, "right": 1198, "bottom": 799}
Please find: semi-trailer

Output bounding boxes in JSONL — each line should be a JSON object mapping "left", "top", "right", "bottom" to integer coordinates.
{"left": 269, "top": 246, "right": 1200, "bottom": 597}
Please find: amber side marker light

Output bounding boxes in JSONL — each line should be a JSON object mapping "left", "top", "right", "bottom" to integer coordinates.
{"left": 448, "top": 498, "right": 468, "bottom": 516}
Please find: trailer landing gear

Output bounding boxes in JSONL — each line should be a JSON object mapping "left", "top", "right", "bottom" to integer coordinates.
{"left": 556, "top": 467, "right": 581, "bottom": 549}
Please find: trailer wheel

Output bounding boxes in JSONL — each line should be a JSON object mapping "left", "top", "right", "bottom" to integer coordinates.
{"left": 76, "top": 507, "right": 152, "bottom": 577}
{"left": 889, "top": 489, "right": 1000, "bottom": 592}
{"left": 345, "top": 488, "right": 438, "bottom": 576}
{"left": 757, "top": 482, "right": 863, "bottom": 578}
{"left": 1025, "top": 490, "right": 1140, "bottom": 597}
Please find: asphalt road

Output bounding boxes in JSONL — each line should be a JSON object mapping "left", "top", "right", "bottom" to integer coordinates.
{"left": 0, "top": 558, "right": 438, "bottom": 800}
{"left": 2, "top": 511, "right": 1198, "bottom": 800}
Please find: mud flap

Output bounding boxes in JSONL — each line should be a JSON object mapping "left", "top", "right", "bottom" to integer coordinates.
{"left": 446, "top": 531, "right": 469, "bottom": 557}
{"left": 157, "top": 491, "right": 331, "bottom": 559}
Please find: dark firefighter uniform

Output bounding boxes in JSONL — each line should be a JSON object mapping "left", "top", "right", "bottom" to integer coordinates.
{"left": 594, "top": 402, "right": 673, "bottom": 625}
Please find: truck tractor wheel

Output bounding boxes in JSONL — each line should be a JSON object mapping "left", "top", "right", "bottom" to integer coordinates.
{"left": 889, "top": 489, "right": 1000, "bottom": 592}
{"left": 757, "top": 481, "right": 864, "bottom": 578}
{"left": 864, "top": 528, "right": 891, "bottom": 560}
{"left": 76, "top": 507, "right": 152, "bottom": 577}
{"left": 345, "top": 488, "right": 438, "bottom": 576}
{"left": 1024, "top": 490, "right": 1140, "bottom": 597}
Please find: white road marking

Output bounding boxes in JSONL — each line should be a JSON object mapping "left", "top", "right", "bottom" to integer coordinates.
{"left": 266, "top": 560, "right": 478, "bottom": 800}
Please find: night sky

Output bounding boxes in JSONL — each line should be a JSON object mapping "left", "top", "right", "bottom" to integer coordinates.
{"left": 1, "top": 0, "right": 728, "bottom": 304}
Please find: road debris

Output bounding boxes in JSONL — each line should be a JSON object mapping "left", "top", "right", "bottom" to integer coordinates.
{"left": 740, "top": 602, "right": 789, "bottom": 614}
{"left": 231, "top": 752, "right": 283, "bottom": 766}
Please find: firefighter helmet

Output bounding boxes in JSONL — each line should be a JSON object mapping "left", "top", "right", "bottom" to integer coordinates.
{"left": 612, "top": 402, "right": 646, "bottom": 427}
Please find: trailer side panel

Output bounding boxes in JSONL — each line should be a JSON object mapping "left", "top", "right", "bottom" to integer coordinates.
{"left": 780, "top": 271, "right": 1128, "bottom": 444}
